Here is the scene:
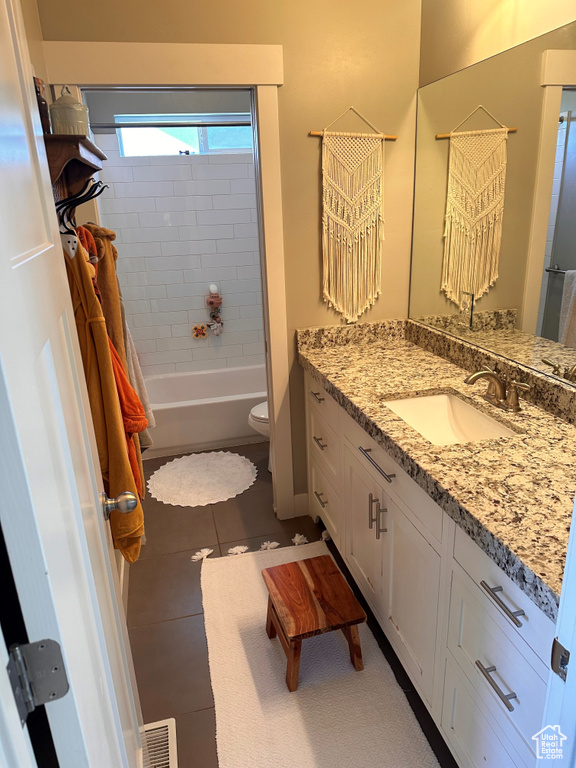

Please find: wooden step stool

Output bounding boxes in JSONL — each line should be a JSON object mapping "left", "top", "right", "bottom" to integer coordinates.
{"left": 262, "top": 554, "right": 367, "bottom": 692}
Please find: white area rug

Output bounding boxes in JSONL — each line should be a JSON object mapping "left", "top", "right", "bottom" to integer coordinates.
{"left": 201, "top": 541, "right": 439, "bottom": 768}
{"left": 147, "top": 451, "right": 257, "bottom": 507}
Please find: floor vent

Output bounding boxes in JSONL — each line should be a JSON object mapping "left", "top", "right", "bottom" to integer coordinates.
{"left": 142, "top": 718, "right": 178, "bottom": 768}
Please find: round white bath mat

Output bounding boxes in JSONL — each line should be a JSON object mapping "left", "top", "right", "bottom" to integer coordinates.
{"left": 148, "top": 451, "right": 257, "bottom": 507}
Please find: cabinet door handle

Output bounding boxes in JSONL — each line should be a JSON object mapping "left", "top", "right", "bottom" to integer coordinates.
{"left": 480, "top": 581, "right": 525, "bottom": 627}
{"left": 358, "top": 447, "right": 395, "bottom": 483}
{"left": 475, "top": 661, "right": 517, "bottom": 712}
{"left": 376, "top": 505, "right": 388, "bottom": 539}
{"left": 368, "top": 493, "right": 379, "bottom": 529}
{"left": 313, "top": 435, "right": 328, "bottom": 450}
{"left": 314, "top": 490, "right": 328, "bottom": 508}
{"left": 311, "top": 391, "right": 325, "bottom": 403}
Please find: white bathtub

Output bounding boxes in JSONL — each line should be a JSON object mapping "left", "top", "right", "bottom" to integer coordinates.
{"left": 144, "top": 365, "right": 268, "bottom": 458}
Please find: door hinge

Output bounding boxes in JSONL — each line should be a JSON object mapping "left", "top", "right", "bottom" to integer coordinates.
{"left": 551, "top": 637, "right": 570, "bottom": 682}
{"left": 7, "top": 639, "right": 69, "bottom": 726}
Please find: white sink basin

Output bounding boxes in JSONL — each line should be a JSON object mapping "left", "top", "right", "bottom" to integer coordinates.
{"left": 384, "top": 393, "right": 516, "bottom": 446}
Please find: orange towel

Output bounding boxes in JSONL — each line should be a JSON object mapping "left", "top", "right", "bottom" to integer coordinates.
{"left": 63, "top": 239, "right": 145, "bottom": 562}
{"left": 108, "top": 338, "right": 148, "bottom": 497}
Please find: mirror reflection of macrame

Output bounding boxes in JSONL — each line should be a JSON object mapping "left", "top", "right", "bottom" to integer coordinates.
{"left": 441, "top": 127, "right": 508, "bottom": 310}
{"left": 322, "top": 132, "right": 384, "bottom": 322}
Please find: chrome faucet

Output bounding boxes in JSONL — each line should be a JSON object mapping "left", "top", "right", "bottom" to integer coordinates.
{"left": 464, "top": 369, "right": 530, "bottom": 412}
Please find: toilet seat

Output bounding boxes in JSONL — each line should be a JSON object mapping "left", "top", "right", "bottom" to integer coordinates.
{"left": 250, "top": 401, "right": 269, "bottom": 424}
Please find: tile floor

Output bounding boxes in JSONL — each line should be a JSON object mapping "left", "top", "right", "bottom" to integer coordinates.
{"left": 128, "top": 440, "right": 457, "bottom": 768}
{"left": 127, "top": 441, "right": 323, "bottom": 766}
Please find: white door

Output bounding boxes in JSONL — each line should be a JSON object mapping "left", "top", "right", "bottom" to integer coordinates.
{"left": 540, "top": 492, "right": 576, "bottom": 767}
{"left": 0, "top": 0, "right": 142, "bottom": 766}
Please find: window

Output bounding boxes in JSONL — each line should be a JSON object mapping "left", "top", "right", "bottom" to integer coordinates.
{"left": 116, "top": 113, "right": 253, "bottom": 157}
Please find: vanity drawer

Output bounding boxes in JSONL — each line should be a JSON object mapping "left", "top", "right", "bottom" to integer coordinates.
{"left": 441, "top": 658, "right": 529, "bottom": 768}
{"left": 453, "top": 525, "right": 555, "bottom": 664}
{"left": 341, "top": 410, "right": 442, "bottom": 545}
{"left": 448, "top": 563, "right": 547, "bottom": 755}
{"left": 309, "top": 459, "right": 341, "bottom": 548}
{"left": 308, "top": 407, "right": 340, "bottom": 486}
{"left": 304, "top": 371, "right": 340, "bottom": 427}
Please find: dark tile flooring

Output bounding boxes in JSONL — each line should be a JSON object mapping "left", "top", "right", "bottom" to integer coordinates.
{"left": 128, "top": 441, "right": 457, "bottom": 768}
{"left": 127, "top": 441, "right": 323, "bottom": 767}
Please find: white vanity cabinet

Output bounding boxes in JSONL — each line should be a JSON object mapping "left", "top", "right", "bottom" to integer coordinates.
{"left": 303, "top": 369, "right": 556, "bottom": 768}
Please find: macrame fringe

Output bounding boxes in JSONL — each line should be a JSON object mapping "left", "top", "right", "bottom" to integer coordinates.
{"left": 322, "top": 133, "right": 384, "bottom": 323}
{"left": 441, "top": 128, "right": 507, "bottom": 310}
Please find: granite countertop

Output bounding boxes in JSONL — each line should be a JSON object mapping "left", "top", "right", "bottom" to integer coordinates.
{"left": 423, "top": 322, "right": 576, "bottom": 384}
{"left": 298, "top": 335, "right": 576, "bottom": 622}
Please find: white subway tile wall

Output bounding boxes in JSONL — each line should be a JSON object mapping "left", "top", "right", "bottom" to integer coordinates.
{"left": 94, "top": 133, "right": 265, "bottom": 376}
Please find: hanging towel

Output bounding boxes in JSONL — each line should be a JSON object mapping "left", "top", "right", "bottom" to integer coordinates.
{"left": 125, "top": 324, "right": 155, "bottom": 451}
{"left": 108, "top": 338, "right": 148, "bottom": 496}
{"left": 84, "top": 223, "right": 127, "bottom": 368}
{"left": 559, "top": 270, "right": 576, "bottom": 348}
{"left": 63, "top": 239, "right": 145, "bottom": 562}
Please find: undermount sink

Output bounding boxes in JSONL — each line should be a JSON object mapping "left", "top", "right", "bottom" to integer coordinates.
{"left": 384, "top": 393, "right": 516, "bottom": 446}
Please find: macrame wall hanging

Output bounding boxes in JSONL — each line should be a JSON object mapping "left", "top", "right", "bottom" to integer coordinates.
{"left": 440, "top": 106, "right": 510, "bottom": 311}
{"left": 312, "top": 107, "right": 391, "bottom": 323}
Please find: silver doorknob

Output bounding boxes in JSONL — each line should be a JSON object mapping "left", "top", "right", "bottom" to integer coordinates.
{"left": 101, "top": 491, "right": 138, "bottom": 521}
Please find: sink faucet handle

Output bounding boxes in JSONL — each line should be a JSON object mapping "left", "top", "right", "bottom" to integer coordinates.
{"left": 542, "top": 358, "right": 562, "bottom": 375}
{"left": 504, "top": 380, "right": 530, "bottom": 412}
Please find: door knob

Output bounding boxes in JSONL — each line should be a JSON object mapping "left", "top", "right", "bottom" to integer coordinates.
{"left": 100, "top": 491, "right": 138, "bottom": 521}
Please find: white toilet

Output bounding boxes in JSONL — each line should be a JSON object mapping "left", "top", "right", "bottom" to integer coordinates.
{"left": 248, "top": 401, "right": 271, "bottom": 472}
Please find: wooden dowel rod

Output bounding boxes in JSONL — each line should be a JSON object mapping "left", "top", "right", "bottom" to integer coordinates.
{"left": 309, "top": 130, "right": 397, "bottom": 141}
{"left": 435, "top": 127, "right": 518, "bottom": 139}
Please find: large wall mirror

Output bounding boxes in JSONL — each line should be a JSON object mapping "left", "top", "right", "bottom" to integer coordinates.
{"left": 409, "top": 21, "right": 576, "bottom": 385}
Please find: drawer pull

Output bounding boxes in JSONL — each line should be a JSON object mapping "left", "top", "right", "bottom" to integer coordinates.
{"left": 475, "top": 661, "right": 517, "bottom": 712}
{"left": 311, "top": 391, "right": 325, "bottom": 404}
{"left": 313, "top": 435, "right": 328, "bottom": 450}
{"left": 480, "top": 581, "right": 525, "bottom": 627}
{"left": 314, "top": 490, "right": 328, "bottom": 508}
{"left": 358, "top": 446, "right": 396, "bottom": 483}
{"left": 368, "top": 493, "right": 379, "bottom": 529}
{"left": 376, "top": 505, "right": 388, "bottom": 539}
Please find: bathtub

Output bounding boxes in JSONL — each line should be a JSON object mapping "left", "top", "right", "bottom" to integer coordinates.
{"left": 144, "top": 365, "right": 268, "bottom": 458}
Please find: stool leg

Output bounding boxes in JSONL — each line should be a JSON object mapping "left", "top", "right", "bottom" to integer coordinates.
{"left": 265, "top": 596, "right": 277, "bottom": 639}
{"left": 342, "top": 625, "right": 363, "bottom": 671}
{"left": 286, "top": 639, "right": 302, "bottom": 692}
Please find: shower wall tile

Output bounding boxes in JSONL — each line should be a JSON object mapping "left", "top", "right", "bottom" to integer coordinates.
{"left": 94, "top": 133, "right": 264, "bottom": 371}
{"left": 212, "top": 194, "right": 257, "bottom": 210}
{"left": 161, "top": 240, "right": 216, "bottom": 256}
{"left": 192, "top": 163, "right": 249, "bottom": 180}
{"left": 201, "top": 252, "right": 255, "bottom": 268}
{"left": 139, "top": 211, "right": 198, "bottom": 228}
{"left": 99, "top": 197, "right": 157, "bottom": 214}
{"left": 132, "top": 165, "right": 192, "bottom": 182}
{"left": 196, "top": 209, "right": 252, "bottom": 226}
{"left": 230, "top": 179, "right": 256, "bottom": 195}
{"left": 155, "top": 196, "right": 213, "bottom": 212}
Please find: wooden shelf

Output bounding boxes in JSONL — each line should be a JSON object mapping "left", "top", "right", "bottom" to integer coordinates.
{"left": 44, "top": 134, "right": 107, "bottom": 197}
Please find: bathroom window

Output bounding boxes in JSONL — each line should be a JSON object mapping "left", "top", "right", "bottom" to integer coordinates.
{"left": 115, "top": 113, "right": 253, "bottom": 157}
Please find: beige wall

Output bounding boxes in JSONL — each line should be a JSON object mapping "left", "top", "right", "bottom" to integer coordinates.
{"left": 410, "top": 23, "right": 576, "bottom": 320}
{"left": 35, "top": 0, "right": 421, "bottom": 493}
{"left": 420, "top": 0, "right": 575, "bottom": 86}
